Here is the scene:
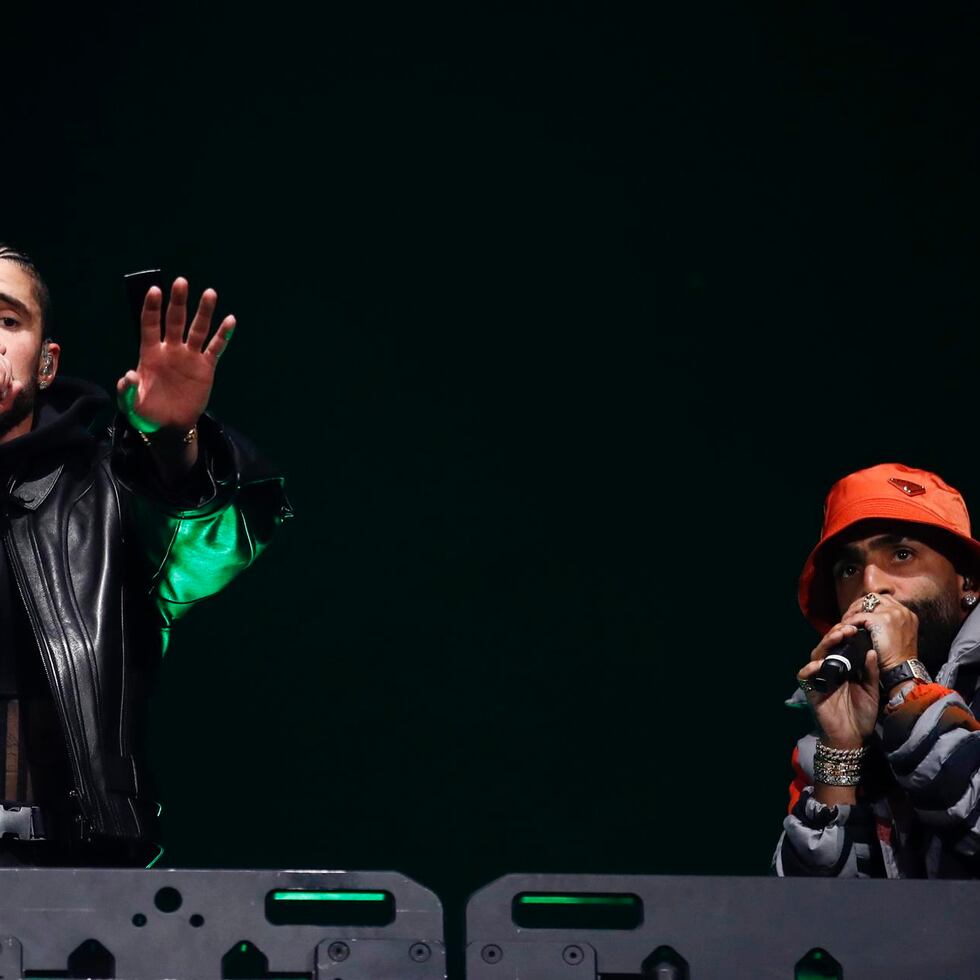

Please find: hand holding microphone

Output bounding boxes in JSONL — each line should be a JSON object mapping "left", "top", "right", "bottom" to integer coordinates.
{"left": 797, "top": 599, "right": 888, "bottom": 750}
{"left": 812, "top": 591, "right": 885, "bottom": 692}
{"left": 797, "top": 592, "right": 921, "bottom": 750}
{"left": 812, "top": 626, "right": 874, "bottom": 693}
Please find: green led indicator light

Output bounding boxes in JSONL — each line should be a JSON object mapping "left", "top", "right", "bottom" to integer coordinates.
{"left": 272, "top": 891, "right": 388, "bottom": 902}
{"left": 518, "top": 895, "right": 638, "bottom": 906}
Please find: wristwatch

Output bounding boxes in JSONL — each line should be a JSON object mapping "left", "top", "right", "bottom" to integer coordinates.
{"left": 879, "top": 658, "right": 932, "bottom": 692}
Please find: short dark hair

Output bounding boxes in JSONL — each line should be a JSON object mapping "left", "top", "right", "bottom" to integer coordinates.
{"left": 0, "top": 243, "right": 52, "bottom": 331}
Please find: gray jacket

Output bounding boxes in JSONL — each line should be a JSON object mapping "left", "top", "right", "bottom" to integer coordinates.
{"left": 775, "top": 607, "right": 980, "bottom": 878}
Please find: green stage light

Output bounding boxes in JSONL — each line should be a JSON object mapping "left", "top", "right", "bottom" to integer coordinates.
{"left": 271, "top": 891, "right": 388, "bottom": 902}
{"left": 265, "top": 889, "right": 396, "bottom": 927}
{"left": 512, "top": 892, "right": 643, "bottom": 929}
{"left": 517, "top": 895, "right": 638, "bottom": 906}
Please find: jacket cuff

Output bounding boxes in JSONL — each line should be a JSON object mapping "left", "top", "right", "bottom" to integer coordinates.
{"left": 780, "top": 785, "right": 873, "bottom": 875}
{"left": 111, "top": 413, "right": 238, "bottom": 518}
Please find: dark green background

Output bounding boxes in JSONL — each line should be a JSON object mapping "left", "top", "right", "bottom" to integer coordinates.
{"left": 6, "top": 0, "right": 979, "bottom": 962}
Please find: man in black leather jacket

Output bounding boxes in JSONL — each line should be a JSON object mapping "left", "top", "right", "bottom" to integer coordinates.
{"left": 0, "top": 245, "right": 290, "bottom": 865}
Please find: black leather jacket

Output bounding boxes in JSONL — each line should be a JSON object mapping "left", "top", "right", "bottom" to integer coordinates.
{"left": 2, "top": 377, "right": 290, "bottom": 845}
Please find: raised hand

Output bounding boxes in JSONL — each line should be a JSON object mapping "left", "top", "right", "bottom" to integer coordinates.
{"left": 116, "top": 277, "right": 236, "bottom": 435}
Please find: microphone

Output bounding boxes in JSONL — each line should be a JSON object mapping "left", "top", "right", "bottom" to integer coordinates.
{"left": 812, "top": 628, "right": 873, "bottom": 694}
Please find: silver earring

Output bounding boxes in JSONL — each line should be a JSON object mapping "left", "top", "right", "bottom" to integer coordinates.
{"left": 38, "top": 347, "right": 53, "bottom": 388}
{"left": 965, "top": 578, "right": 976, "bottom": 591}
{"left": 964, "top": 594, "right": 978, "bottom": 611}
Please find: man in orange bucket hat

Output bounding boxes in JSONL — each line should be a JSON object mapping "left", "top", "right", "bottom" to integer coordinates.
{"left": 775, "top": 463, "right": 980, "bottom": 877}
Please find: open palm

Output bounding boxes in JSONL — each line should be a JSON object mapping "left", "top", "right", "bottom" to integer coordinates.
{"left": 117, "top": 277, "right": 235, "bottom": 433}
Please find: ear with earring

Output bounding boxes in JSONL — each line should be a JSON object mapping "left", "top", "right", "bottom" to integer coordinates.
{"left": 963, "top": 577, "right": 978, "bottom": 611}
{"left": 39, "top": 342, "right": 53, "bottom": 389}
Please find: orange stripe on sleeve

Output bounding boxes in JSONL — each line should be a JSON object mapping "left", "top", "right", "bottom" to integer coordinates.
{"left": 788, "top": 744, "right": 808, "bottom": 815}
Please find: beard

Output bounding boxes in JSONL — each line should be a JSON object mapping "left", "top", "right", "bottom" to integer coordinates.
{"left": 903, "top": 591, "right": 963, "bottom": 676}
{"left": 0, "top": 375, "right": 39, "bottom": 440}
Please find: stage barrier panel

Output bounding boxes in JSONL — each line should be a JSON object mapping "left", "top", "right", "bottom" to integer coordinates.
{"left": 0, "top": 867, "right": 445, "bottom": 979}
{"left": 465, "top": 872, "right": 980, "bottom": 979}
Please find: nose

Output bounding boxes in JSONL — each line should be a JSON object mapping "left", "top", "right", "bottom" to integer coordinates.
{"left": 862, "top": 563, "right": 895, "bottom": 597}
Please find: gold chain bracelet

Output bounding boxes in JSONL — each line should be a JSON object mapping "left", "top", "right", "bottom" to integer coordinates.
{"left": 137, "top": 426, "right": 198, "bottom": 448}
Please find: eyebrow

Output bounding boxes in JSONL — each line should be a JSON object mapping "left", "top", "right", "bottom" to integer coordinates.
{"left": 0, "top": 292, "right": 32, "bottom": 319}
{"left": 832, "top": 534, "right": 916, "bottom": 565}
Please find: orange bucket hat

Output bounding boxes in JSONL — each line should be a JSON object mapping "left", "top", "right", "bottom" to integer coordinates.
{"left": 799, "top": 463, "right": 980, "bottom": 634}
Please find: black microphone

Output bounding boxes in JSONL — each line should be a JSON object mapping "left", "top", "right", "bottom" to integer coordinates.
{"left": 812, "top": 628, "right": 874, "bottom": 693}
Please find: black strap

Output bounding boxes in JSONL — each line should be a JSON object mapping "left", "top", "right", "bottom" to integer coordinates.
{"left": 880, "top": 658, "right": 932, "bottom": 691}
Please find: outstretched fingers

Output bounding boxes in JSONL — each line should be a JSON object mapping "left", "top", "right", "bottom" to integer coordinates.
{"left": 204, "top": 315, "right": 236, "bottom": 362}
{"left": 164, "top": 278, "right": 189, "bottom": 344}
{"left": 116, "top": 370, "right": 139, "bottom": 394}
{"left": 141, "top": 287, "right": 164, "bottom": 346}
{"left": 116, "top": 370, "right": 140, "bottom": 414}
{"left": 186, "top": 288, "right": 218, "bottom": 350}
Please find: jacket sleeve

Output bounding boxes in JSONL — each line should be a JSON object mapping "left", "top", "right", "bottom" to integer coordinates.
{"left": 880, "top": 682, "right": 980, "bottom": 862}
{"left": 773, "top": 734, "right": 883, "bottom": 877}
{"left": 111, "top": 413, "right": 293, "bottom": 643}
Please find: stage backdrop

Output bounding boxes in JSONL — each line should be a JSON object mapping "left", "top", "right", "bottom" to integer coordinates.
{"left": 7, "top": 1, "right": 978, "bottom": 971}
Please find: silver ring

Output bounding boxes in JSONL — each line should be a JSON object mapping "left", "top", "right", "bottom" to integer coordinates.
{"left": 862, "top": 593, "right": 881, "bottom": 613}
{"left": 799, "top": 678, "right": 817, "bottom": 696}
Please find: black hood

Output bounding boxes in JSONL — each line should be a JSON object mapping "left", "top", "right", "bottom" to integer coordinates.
{"left": 0, "top": 376, "right": 110, "bottom": 470}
